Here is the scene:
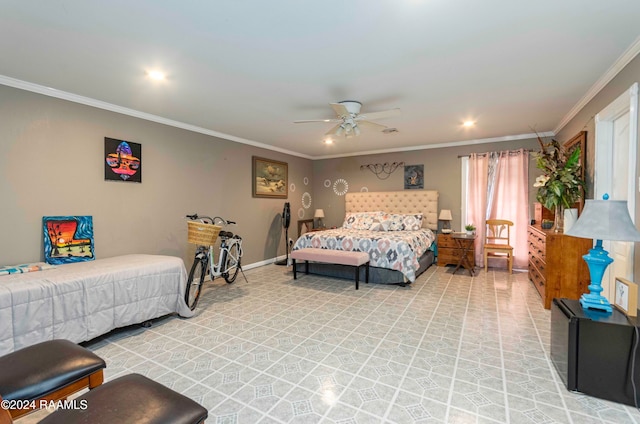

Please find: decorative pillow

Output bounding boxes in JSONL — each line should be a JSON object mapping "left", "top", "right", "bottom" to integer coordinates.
{"left": 343, "top": 212, "right": 382, "bottom": 230}
{"left": 0, "top": 262, "right": 57, "bottom": 276}
{"left": 378, "top": 213, "right": 423, "bottom": 231}
{"left": 401, "top": 213, "right": 423, "bottom": 231}
{"left": 369, "top": 217, "right": 389, "bottom": 232}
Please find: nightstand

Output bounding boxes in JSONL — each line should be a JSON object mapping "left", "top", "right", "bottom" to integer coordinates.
{"left": 437, "top": 232, "right": 475, "bottom": 269}
{"left": 308, "top": 227, "right": 327, "bottom": 232}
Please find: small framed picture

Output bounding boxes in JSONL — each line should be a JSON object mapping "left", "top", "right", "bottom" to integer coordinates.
{"left": 252, "top": 156, "right": 288, "bottom": 198}
{"left": 614, "top": 277, "right": 638, "bottom": 317}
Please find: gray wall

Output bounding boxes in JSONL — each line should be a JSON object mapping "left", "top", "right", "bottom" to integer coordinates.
{"left": 312, "top": 139, "right": 541, "bottom": 231}
{"left": 0, "top": 85, "right": 313, "bottom": 267}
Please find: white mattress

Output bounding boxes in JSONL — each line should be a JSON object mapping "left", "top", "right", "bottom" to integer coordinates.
{"left": 0, "top": 254, "right": 193, "bottom": 354}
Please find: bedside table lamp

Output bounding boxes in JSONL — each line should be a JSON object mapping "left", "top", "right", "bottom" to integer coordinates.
{"left": 565, "top": 194, "right": 640, "bottom": 313}
{"left": 314, "top": 209, "right": 325, "bottom": 229}
{"left": 439, "top": 209, "right": 453, "bottom": 233}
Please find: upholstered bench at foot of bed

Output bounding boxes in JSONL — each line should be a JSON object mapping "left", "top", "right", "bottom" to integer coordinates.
{"left": 291, "top": 248, "right": 370, "bottom": 289}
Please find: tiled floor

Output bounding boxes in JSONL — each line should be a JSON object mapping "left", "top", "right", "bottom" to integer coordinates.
{"left": 27, "top": 264, "right": 640, "bottom": 423}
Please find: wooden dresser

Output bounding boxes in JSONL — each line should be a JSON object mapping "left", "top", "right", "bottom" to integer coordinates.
{"left": 437, "top": 233, "right": 475, "bottom": 267}
{"left": 528, "top": 225, "right": 593, "bottom": 309}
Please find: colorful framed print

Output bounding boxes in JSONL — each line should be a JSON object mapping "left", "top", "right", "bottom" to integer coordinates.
{"left": 614, "top": 277, "right": 638, "bottom": 317}
{"left": 252, "top": 156, "right": 288, "bottom": 198}
{"left": 105, "top": 137, "right": 142, "bottom": 182}
{"left": 404, "top": 164, "right": 424, "bottom": 190}
{"left": 43, "top": 216, "right": 95, "bottom": 264}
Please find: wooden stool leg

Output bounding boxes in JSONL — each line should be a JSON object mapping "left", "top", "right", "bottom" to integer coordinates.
{"left": 89, "top": 369, "right": 104, "bottom": 389}
{"left": 365, "top": 262, "right": 369, "bottom": 284}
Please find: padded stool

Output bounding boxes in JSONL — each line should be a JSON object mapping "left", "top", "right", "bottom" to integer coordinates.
{"left": 38, "top": 373, "right": 208, "bottom": 424}
{"left": 0, "top": 340, "right": 106, "bottom": 419}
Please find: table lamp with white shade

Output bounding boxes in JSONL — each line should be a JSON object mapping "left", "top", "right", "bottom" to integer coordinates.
{"left": 314, "top": 209, "right": 325, "bottom": 228}
{"left": 439, "top": 209, "right": 453, "bottom": 233}
{"left": 565, "top": 194, "right": 640, "bottom": 313}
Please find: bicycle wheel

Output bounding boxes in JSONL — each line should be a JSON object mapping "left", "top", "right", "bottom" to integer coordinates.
{"left": 185, "top": 256, "right": 207, "bottom": 310}
{"left": 223, "top": 243, "right": 241, "bottom": 284}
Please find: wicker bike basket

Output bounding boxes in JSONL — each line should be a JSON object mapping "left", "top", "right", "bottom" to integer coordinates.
{"left": 187, "top": 221, "right": 222, "bottom": 245}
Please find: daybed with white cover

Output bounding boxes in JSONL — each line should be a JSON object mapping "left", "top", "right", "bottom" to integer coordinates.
{"left": 0, "top": 254, "right": 192, "bottom": 354}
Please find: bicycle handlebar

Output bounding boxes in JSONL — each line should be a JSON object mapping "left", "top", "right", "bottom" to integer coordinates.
{"left": 186, "top": 214, "right": 236, "bottom": 226}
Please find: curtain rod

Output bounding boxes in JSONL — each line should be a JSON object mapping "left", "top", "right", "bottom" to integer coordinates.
{"left": 457, "top": 148, "right": 531, "bottom": 158}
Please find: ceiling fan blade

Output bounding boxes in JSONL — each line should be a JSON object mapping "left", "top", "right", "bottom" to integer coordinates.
{"left": 356, "top": 108, "right": 401, "bottom": 121}
{"left": 357, "top": 120, "right": 387, "bottom": 131}
{"left": 294, "top": 118, "right": 341, "bottom": 124}
{"left": 324, "top": 124, "right": 342, "bottom": 136}
{"left": 330, "top": 103, "right": 352, "bottom": 118}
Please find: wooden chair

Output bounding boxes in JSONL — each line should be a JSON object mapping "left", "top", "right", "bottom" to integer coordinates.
{"left": 484, "top": 219, "right": 514, "bottom": 274}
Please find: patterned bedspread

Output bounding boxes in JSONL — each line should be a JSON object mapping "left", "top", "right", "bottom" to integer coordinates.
{"left": 292, "top": 228, "right": 436, "bottom": 282}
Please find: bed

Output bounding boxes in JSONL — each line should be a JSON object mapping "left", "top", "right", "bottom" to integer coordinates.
{"left": 292, "top": 190, "right": 438, "bottom": 284}
{"left": 0, "top": 254, "right": 193, "bottom": 355}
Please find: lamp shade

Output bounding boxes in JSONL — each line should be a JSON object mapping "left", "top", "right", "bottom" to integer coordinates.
{"left": 314, "top": 209, "right": 325, "bottom": 219}
{"left": 439, "top": 209, "right": 453, "bottom": 221}
{"left": 565, "top": 199, "right": 640, "bottom": 242}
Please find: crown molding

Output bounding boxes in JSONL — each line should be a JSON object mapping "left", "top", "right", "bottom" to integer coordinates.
{"left": 0, "top": 75, "right": 313, "bottom": 160}
{"left": 313, "top": 132, "right": 554, "bottom": 160}
{"left": 554, "top": 36, "right": 640, "bottom": 134}
{"left": 0, "top": 74, "right": 553, "bottom": 161}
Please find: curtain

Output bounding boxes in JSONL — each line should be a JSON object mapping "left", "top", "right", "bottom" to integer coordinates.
{"left": 487, "top": 149, "right": 529, "bottom": 269}
{"left": 467, "top": 153, "right": 489, "bottom": 267}
{"left": 485, "top": 152, "right": 499, "bottom": 220}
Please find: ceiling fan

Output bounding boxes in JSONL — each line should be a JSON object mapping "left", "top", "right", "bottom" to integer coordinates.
{"left": 294, "top": 100, "right": 400, "bottom": 138}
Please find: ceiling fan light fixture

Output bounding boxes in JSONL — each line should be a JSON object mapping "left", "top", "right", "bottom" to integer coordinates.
{"left": 335, "top": 126, "right": 345, "bottom": 136}
{"left": 353, "top": 125, "right": 361, "bottom": 136}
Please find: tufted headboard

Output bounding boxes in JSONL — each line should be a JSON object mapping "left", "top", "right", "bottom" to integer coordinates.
{"left": 345, "top": 190, "right": 439, "bottom": 230}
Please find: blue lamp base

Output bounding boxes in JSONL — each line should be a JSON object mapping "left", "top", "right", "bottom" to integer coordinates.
{"left": 579, "top": 240, "right": 614, "bottom": 313}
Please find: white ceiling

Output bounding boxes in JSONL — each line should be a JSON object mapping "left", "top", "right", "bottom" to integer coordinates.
{"left": 1, "top": 1, "right": 640, "bottom": 159}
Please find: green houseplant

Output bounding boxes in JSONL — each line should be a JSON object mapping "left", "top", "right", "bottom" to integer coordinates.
{"left": 533, "top": 137, "right": 586, "bottom": 232}
{"left": 464, "top": 224, "right": 476, "bottom": 235}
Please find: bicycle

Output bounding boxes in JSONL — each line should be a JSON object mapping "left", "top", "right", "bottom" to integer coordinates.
{"left": 185, "top": 213, "right": 246, "bottom": 310}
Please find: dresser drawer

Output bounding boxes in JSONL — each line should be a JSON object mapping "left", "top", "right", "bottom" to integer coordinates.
{"left": 437, "top": 234, "right": 457, "bottom": 248}
{"left": 529, "top": 261, "right": 546, "bottom": 299}
{"left": 529, "top": 249, "right": 547, "bottom": 275}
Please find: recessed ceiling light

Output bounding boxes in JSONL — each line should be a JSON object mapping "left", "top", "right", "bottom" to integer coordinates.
{"left": 324, "top": 138, "right": 334, "bottom": 144}
{"left": 147, "top": 70, "right": 165, "bottom": 81}
{"left": 463, "top": 120, "right": 475, "bottom": 127}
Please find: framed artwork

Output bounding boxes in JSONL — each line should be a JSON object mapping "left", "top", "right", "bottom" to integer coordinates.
{"left": 105, "top": 137, "right": 142, "bottom": 183}
{"left": 252, "top": 156, "right": 288, "bottom": 198}
{"left": 404, "top": 164, "right": 424, "bottom": 190}
{"left": 563, "top": 131, "right": 586, "bottom": 213}
{"left": 43, "top": 216, "right": 95, "bottom": 264}
{"left": 614, "top": 277, "right": 638, "bottom": 317}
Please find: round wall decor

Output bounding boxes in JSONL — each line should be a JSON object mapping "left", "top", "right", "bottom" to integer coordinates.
{"left": 360, "top": 187, "right": 369, "bottom": 192}
{"left": 301, "top": 192, "right": 312, "bottom": 209}
{"left": 324, "top": 179, "right": 331, "bottom": 188}
{"left": 333, "top": 179, "right": 349, "bottom": 196}
{"left": 303, "top": 177, "right": 309, "bottom": 186}
{"left": 297, "top": 207, "right": 305, "bottom": 219}
{"left": 290, "top": 183, "right": 296, "bottom": 192}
